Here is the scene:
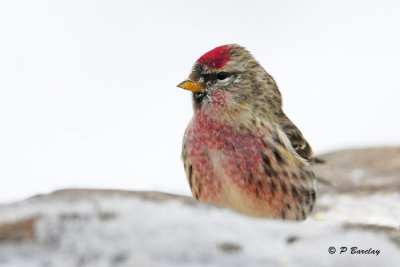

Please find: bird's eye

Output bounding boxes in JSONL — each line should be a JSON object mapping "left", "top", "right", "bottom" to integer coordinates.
{"left": 217, "top": 72, "right": 229, "bottom": 80}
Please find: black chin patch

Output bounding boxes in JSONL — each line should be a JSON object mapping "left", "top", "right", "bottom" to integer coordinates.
{"left": 193, "top": 92, "right": 207, "bottom": 107}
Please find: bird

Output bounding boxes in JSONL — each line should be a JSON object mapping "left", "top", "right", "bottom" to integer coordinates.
{"left": 178, "top": 44, "right": 316, "bottom": 220}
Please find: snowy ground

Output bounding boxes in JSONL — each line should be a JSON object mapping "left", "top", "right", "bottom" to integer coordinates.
{"left": 0, "top": 190, "right": 399, "bottom": 267}
{"left": 316, "top": 192, "right": 400, "bottom": 228}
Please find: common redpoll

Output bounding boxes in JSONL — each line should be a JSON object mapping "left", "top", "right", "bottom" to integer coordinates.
{"left": 178, "top": 44, "right": 316, "bottom": 220}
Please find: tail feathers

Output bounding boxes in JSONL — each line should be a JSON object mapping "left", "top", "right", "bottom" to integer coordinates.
{"left": 310, "top": 157, "right": 325, "bottom": 164}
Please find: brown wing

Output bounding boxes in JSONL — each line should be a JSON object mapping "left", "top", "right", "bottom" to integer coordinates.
{"left": 277, "top": 112, "right": 313, "bottom": 161}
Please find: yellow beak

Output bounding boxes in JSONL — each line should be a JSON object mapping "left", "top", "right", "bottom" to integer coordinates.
{"left": 177, "top": 80, "right": 205, "bottom": 93}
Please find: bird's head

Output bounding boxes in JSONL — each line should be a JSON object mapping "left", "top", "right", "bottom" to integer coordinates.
{"left": 178, "top": 44, "right": 282, "bottom": 122}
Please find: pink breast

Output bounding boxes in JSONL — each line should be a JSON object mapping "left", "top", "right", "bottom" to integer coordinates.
{"left": 185, "top": 114, "right": 267, "bottom": 201}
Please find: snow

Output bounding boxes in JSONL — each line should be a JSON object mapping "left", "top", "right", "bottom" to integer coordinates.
{"left": 0, "top": 191, "right": 399, "bottom": 266}
{"left": 316, "top": 192, "right": 400, "bottom": 228}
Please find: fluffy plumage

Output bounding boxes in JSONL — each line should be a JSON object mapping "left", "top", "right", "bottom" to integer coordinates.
{"left": 179, "top": 44, "right": 316, "bottom": 220}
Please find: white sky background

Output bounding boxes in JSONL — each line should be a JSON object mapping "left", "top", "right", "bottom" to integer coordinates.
{"left": 0, "top": 0, "right": 399, "bottom": 202}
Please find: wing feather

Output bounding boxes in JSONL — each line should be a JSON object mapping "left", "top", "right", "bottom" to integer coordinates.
{"left": 276, "top": 112, "right": 313, "bottom": 161}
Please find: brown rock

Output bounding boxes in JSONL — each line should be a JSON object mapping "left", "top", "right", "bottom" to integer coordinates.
{"left": 313, "top": 147, "right": 400, "bottom": 194}
{"left": 0, "top": 217, "right": 37, "bottom": 242}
